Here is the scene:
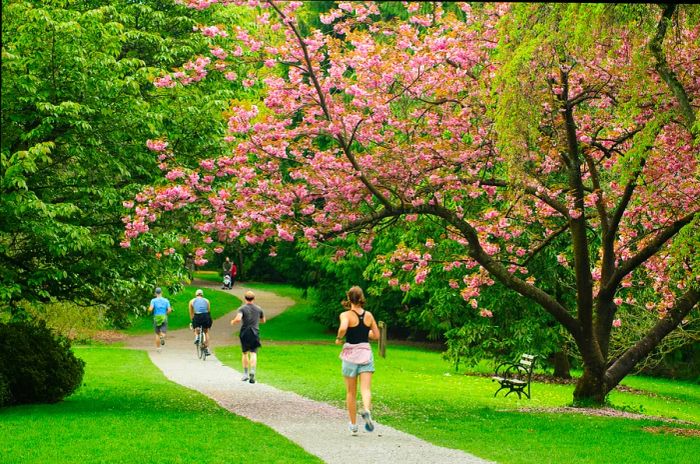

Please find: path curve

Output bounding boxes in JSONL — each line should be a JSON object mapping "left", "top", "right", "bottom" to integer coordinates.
{"left": 127, "top": 280, "right": 492, "bottom": 464}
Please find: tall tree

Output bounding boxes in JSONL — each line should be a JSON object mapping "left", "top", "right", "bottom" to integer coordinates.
{"left": 127, "top": 2, "right": 699, "bottom": 404}
{"left": 1, "top": 0, "right": 237, "bottom": 320}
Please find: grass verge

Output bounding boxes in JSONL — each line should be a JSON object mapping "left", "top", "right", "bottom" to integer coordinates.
{"left": 243, "top": 282, "right": 331, "bottom": 341}
{"left": 0, "top": 346, "right": 320, "bottom": 464}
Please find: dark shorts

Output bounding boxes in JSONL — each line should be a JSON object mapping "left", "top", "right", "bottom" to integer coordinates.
{"left": 192, "top": 312, "right": 213, "bottom": 330}
{"left": 240, "top": 327, "right": 261, "bottom": 353}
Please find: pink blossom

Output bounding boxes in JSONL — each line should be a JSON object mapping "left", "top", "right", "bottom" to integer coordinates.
{"left": 569, "top": 208, "right": 582, "bottom": 219}
{"left": 146, "top": 139, "right": 168, "bottom": 152}
{"left": 612, "top": 319, "right": 622, "bottom": 328}
{"left": 479, "top": 309, "right": 493, "bottom": 318}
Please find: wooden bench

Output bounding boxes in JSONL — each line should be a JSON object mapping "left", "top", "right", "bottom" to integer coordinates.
{"left": 492, "top": 354, "right": 536, "bottom": 399}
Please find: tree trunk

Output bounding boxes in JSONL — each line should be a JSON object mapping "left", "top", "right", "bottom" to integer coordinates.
{"left": 573, "top": 366, "right": 610, "bottom": 405}
{"left": 551, "top": 350, "right": 572, "bottom": 379}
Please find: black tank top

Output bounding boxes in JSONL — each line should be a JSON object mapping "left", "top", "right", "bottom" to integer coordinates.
{"left": 345, "top": 311, "right": 370, "bottom": 344}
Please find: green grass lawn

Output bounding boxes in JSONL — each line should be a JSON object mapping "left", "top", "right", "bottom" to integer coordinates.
{"left": 0, "top": 346, "right": 320, "bottom": 464}
{"left": 194, "top": 270, "right": 221, "bottom": 284}
{"left": 244, "top": 282, "right": 332, "bottom": 341}
{"left": 125, "top": 284, "right": 240, "bottom": 334}
{"left": 4, "top": 282, "right": 697, "bottom": 464}
{"left": 214, "top": 284, "right": 700, "bottom": 464}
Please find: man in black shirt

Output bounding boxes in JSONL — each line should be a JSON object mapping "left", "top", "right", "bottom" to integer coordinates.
{"left": 231, "top": 291, "right": 266, "bottom": 383}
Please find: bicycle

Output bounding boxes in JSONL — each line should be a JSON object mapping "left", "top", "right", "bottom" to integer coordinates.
{"left": 192, "top": 324, "right": 209, "bottom": 361}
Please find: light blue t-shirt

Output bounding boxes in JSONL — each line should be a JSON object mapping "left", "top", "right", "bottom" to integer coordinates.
{"left": 191, "top": 297, "right": 210, "bottom": 314}
{"left": 150, "top": 296, "right": 171, "bottom": 316}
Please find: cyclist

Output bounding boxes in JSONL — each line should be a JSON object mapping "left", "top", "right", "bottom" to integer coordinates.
{"left": 189, "top": 289, "right": 212, "bottom": 356}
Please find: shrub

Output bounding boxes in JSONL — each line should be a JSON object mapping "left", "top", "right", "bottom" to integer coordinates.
{"left": 0, "top": 372, "right": 9, "bottom": 407}
{"left": 20, "top": 300, "right": 108, "bottom": 342}
{"left": 0, "top": 320, "right": 85, "bottom": 406}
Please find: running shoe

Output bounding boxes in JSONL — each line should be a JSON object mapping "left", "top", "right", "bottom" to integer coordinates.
{"left": 361, "top": 410, "right": 374, "bottom": 432}
{"left": 249, "top": 374, "right": 256, "bottom": 384}
{"left": 160, "top": 335, "right": 165, "bottom": 346}
{"left": 241, "top": 375, "right": 249, "bottom": 382}
{"left": 348, "top": 423, "right": 359, "bottom": 436}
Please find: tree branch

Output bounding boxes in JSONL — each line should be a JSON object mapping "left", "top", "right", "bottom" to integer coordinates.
{"left": 605, "top": 287, "right": 700, "bottom": 388}
{"left": 604, "top": 211, "right": 699, "bottom": 293}
{"left": 649, "top": 4, "right": 697, "bottom": 134}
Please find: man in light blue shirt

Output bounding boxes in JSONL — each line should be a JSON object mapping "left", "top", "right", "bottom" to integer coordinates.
{"left": 148, "top": 287, "right": 172, "bottom": 351}
{"left": 189, "top": 289, "right": 212, "bottom": 356}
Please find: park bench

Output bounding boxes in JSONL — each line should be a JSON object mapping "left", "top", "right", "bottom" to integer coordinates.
{"left": 492, "top": 353, "right": 536, "bottom": 399}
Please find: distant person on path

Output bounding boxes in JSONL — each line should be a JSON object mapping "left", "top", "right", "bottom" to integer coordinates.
{"left": 189, "top": 288, "right": 212, "bottom": 356}
{"left": 336, "top": 286, "right": 380, "bottom": 435}
{"left": 230, "top": 261, "right": 238, "bottom": 287}
{"left": 222, "top": 257, "right": 233, "bottom": 289}
{"left": 148, "top": 287, "right": 172, "bottom": 352}
{"left": 231, "top": 291, "right": 266, "bottom": 384}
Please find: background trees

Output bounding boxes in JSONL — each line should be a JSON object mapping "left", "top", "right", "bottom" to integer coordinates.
{"left": 128, "top": 2, "right": 699, "bottom": 404}
{"left": 1, "top": 0, "right": 241, "bottom": 322}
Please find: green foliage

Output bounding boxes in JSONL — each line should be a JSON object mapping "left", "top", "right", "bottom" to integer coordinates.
{"left": 19, "top": 300, "right": 108, "bottom": 342}
{"left": 0, "top": 320, "right": 85, "bottom": 406}
{"left": 0, "top": 0, "right": 240, "bottom": 320}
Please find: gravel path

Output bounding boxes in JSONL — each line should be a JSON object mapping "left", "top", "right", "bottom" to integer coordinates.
{"left": 127, "top": 280, "right": 492, "bottom": 464}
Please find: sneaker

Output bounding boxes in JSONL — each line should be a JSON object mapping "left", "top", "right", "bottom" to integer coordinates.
{"left": 361, "top": 410, "right": 374, "bottom": 432}
{"left": 156, "top": 347, "right": 162, "bottom": 353}
{"left": 160, "top": 335, "right": 165, "bottom": 346}
{"left": 194, "top": 335, "right": 200, "bottom": 345}
{"left": 249, "top": 373, "right": 256, "bottom": 384}
{"left": 241, "top": 375, "right": 249, "bottom": 382}
{"left": 203, "top": 348, "right": 211, "bottom": 356}
{"left": 348, "top": 423, "right": 359, "bottom": 436}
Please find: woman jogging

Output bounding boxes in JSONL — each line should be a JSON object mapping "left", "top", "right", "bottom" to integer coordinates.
{"left": 335, "top": 286, "right": 380, "bottom": 435}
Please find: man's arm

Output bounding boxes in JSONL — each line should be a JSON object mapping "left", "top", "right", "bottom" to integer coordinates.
{"left": 260, "top": 312, "right": 266, "bottom": 324}
{"left": 148, "top": 303, "right": 154, "bottom": 315}
{"left": 188, "top": 299, "right": 195, "bottom": 320}
{"left": 231, "top": 312, "right": 242, "bottom": 325}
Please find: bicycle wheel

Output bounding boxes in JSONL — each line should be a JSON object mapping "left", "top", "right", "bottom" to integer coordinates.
{"left": 200, "top": 332, "right": 208, "bottom": 361}
{"left": 195, "top": 329, "right": 204, "bottom": 359}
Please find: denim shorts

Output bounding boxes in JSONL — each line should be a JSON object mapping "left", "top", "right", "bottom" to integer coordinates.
{"left": 341, "top": 353, "right": 375, "bottom": 377}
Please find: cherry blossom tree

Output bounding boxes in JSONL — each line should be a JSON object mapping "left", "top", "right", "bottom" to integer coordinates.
{"left": 125, "top": 1, "right": 700, "bottom": 404}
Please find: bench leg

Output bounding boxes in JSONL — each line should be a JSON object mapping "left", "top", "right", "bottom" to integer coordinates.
{"left": 494, "top": 385, "right": 508, "bottom": 397}
{"left": 504, "top": 389, "right": 522, "bottom": 399}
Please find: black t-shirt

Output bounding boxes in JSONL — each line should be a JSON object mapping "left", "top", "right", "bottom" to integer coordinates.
{"left": 237, "top": 303, "right": 264, "bottom": 333}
